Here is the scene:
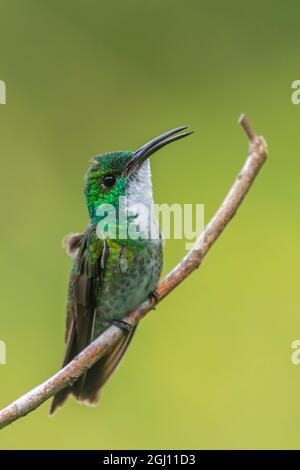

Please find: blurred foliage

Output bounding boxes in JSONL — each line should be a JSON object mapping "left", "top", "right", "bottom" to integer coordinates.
{"left": 0, "top": 0, "right": 300, "bottom": 449}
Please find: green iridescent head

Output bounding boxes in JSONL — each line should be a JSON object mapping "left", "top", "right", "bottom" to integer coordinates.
{"left": 84, "top": 151, "right": 132, "bottom": 220}
{"left": 84, "top": 126, "right": 193, "bottom": 221}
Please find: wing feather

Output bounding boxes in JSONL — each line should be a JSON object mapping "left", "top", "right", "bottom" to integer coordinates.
{"left": 50, "top": 228, "right": 105, "bottom": 414}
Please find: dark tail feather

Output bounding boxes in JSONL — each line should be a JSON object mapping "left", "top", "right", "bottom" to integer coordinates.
{"left": 73, "top": 325, "right": 137, "bottom": 404}
{"left": 49, "top": 326, "right": 137, "bottom": 414}
{"left": 49, "top": 321, "right": 77, "bottom": 415}
{"left": 49, "top": 388, "right": 70, "bottom": 415}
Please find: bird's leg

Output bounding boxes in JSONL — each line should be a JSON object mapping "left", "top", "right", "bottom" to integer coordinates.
{"left": 110, "top": 319, "right": 132, "bottom": 334}
{"left": 149, "top": 290, "right": 159, "bottom": 310}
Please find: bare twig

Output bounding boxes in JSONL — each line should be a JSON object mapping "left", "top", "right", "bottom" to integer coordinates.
{"left": 0, "top": 115, "right": 267, "bottom": 430}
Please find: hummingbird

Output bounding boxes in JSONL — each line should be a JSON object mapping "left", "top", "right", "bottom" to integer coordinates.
{"left": 50, "top": 126, "right": 193, "bottom": 414}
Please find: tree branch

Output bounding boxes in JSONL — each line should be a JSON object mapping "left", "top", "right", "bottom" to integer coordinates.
{"left": 0, "top": 115, "right": 268, "bottom": 430}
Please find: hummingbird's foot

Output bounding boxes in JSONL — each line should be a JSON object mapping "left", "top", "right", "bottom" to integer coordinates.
{"left": 110, "top": 319, "right": 132, "bottom": 334}
{"left": 149, "top": 290, "right": 160, "bottom": 310}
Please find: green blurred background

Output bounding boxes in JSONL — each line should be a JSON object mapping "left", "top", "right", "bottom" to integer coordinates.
{"left": 0, "top": 0, "right": 299, "bottom": 450}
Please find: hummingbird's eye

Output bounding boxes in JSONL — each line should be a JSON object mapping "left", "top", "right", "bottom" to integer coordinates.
{"left": 102, "top": 174, "right": 117, "bottom": 189}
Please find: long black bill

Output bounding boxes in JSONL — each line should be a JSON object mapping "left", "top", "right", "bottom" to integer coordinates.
{"left": 126, "top": 126, "right": 193, "bottom": 175}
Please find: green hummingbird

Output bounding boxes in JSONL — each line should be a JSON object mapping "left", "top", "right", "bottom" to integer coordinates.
{"left": 50, "top": 126, "right": 193, "bottom": 414}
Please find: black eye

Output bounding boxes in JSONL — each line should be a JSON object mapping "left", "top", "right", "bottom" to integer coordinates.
{"left": 102, "top": 175, "right": 117, "bottom": 189}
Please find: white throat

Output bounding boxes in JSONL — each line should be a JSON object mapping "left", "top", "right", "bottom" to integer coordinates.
{"left": 126, "top": 160, "right": 159, "bottom": 239}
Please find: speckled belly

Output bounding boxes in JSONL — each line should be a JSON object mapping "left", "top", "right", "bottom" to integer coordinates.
{"left": 93, "top": 239, "right": 162, "bottom": 338}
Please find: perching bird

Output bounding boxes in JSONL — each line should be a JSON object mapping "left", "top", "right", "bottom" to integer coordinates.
{"left": 50, "top": 127, "right": 193, "bottom": 414}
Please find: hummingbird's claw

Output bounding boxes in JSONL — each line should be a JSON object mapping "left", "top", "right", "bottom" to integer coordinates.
{"left": 110, "top": 319, "right": 132, "bottom": 334}
{"left": 149, "top": 290, "right": 160, "bottom": 309}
